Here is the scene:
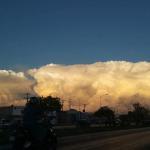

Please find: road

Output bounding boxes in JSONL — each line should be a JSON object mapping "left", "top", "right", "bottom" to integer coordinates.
{"left": 1, "top": 127, "right": 150, "bottom": 150}
{"left": 59, "top": 127, "right": 150, "bottom": 150}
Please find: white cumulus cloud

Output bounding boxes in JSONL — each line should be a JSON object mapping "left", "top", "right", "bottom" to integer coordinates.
{"left": 0, "top": 70, "right": 34, "bottom": 106}
{"left": 1, "top": 61, "right": 150, "bottom": 111}
{"left": 29, "top": 61, "right": 150, "bottom": 111}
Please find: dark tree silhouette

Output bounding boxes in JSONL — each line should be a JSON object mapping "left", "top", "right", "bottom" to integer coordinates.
{"left": 23, "top": 96, "right": 62, "bottom": 128}
{"left": 43, "top": 96, "right": 62, "bottom": 111}
{"left": 132, "top": 103, "right": 149, "bottom": 125}
{"left": 119, "top": 114, "right": 130, "bottom": 126}
{"left": 94, "top": 106, "right": 115, "bottom": 127}
{"left": 25, "top": 96, "right": 62, "bottom": 113}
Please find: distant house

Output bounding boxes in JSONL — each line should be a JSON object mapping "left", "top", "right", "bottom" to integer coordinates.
{"left": 67, "top": 109, "right": 79, "bottom": 123}
{"left": 57, "top": 109, "right": 91, "bottom": 125}
{"left": 0, "top": 105, "right": 24, "bottom": 121}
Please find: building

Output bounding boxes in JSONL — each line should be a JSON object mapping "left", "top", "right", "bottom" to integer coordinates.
{"left": 0, "top": 105, "right": 24, "bottom": 121}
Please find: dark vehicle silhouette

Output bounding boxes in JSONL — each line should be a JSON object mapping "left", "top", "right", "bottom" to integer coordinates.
{"left": 10, "top": 120, "right": 57, "bottom": 150}
{"left": 10, "top": 97, "right": 58, "bottom": 150}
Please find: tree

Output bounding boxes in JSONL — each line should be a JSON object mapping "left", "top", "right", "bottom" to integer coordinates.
{"left": 132, "top": 103, "right": 149, "bottom": 125}
{"left": 94, "top": 106, "right": 115, "bottom": 127}
{"left": 25, "top": 95, "right": 62, "bottom": 112}
{"left": 43, "top": 96, "right": 62, "bottom": 111}
{"left": 119, "top": 114, "right": 130, "bottom": 126}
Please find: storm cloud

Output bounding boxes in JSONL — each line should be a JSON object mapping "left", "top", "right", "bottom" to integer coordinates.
{"left": 29, "top": 61, "right": 150, "bottom": 111}
{"left": 1, "top": 61, "right": 150, "bottom": 111}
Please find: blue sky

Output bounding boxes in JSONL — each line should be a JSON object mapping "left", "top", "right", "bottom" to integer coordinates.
{"left": 0, "top": 0, "right": 150, "bottom": 69}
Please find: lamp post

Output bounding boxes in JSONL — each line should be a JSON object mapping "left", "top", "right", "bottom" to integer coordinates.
{"left": 99, "top": 93, "right": 108, "bottom": 108}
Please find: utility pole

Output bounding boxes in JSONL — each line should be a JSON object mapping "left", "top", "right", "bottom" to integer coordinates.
{"left": 25, "top": 93, "right": 30, "bottom": 103}
{"left": 78, "top": 100, "right": 81, "bottom": 112}
{"left": 61, "top": 99, "right": 66, "bottom": 111}
{"left": 61, "top": 100, "right": 64, "bottom": 111}
{"left": 68, "top": 100, "right": 72, "bottom": 110}
{"left": 83, "top": 104, "right": 87, "bottom": 112}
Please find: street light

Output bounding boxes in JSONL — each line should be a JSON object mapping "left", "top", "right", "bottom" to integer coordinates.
{"left": 99, "top": 93, "right": 108, "bottom": 108}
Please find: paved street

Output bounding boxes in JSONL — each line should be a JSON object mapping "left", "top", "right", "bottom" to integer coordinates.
{"left": 59, "top": 127, "right": 150, "bottom": 150}
{"left": 1, "top": 127, "right": 150, "bottom": 150}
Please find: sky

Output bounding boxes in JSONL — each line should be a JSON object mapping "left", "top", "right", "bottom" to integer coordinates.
{"left": 0, "top": 0, "right": 150, "bottom": 110}
{"left": 0, "top": 0, "right": 150, "bottom": 69}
